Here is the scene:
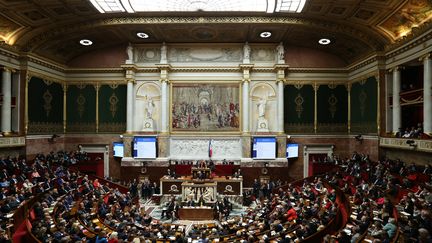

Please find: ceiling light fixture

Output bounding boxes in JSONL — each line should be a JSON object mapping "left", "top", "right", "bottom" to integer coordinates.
{"left": 137, "top": 32, "right": 149, "bottom": 39}
{"left": 260, "top": 31, "right": 272, "bottom": 38}
{"left": 318, "top": 38, "right": 331, "bottom": 45}
{"left": 79, "top": 39, "right": 93, "bottom": 46}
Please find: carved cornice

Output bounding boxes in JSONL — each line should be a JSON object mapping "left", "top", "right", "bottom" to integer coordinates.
{"left": 288, "top": 68, "right": 347, "bottom": 73}
{"left": 65, "top": 68, "right": 124, "bottom": 73}
{"left": 27, "top": 71, "right": 64, "bottom": 84}
{"left": 349, "top": 71, "right": 379, "bottom": 85}
{"left": 347, "top": 55, "right": 379, "bottom": 72}
{"left": 170, "top": 67, "right": 241, "bottom": 72}
{"left": 285, "top": 80, "right": 347, "bottom": 86}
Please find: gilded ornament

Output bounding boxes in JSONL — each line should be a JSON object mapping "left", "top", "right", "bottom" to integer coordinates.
{"left": 294, "top": 93, "right": 304, "bottom": 119}
{"left": 359, "top": 89, "right": 367, "bottom": 118}
{"left": 76, "top": 93, "right": 86, "bottom": 118}
{"left": 109, "top": 93, "right": 119, "bottom": 118}
{"left": 42, "top": 90, "right": 53, "bottom": 117}
{"left": 328, "top": 93, "right": 338, "bottom": 119}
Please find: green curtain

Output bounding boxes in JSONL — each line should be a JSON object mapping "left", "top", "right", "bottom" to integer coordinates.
{"left": 66, "top": 84, "right": 96, "bottom": 133}
{"left": 351, "top": 76, "right": 378, "bottom": 134}
{"left": 27, "top": 77, "right": 63, "bottom": 134}
{"left": 284, "top": 84, "right": 314, "bottom": 133}
{"left": 317, "top": 84, "right": 348, "bottom": 133}
{"left": 98, "top": 84, "right": 126, "bottom": 133}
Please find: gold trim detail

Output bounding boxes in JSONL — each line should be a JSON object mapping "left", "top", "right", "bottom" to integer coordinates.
{"left": 76, "top": 93, "right": 86, "bottom": 118}
{"left": 109, "top": 93, "right": 119, "bottom": 118}
{"left": 294, "top": 94, "right": 304, "bottom": 119}
{"left": 42, "top": 90, "right": 53, "bottom": 117}
{"left": 328, "top": 93, "right": 338, "bottom": 119}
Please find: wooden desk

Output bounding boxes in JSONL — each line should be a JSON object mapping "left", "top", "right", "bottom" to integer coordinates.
{"left": 160, "top": 176, "right": 242, "bottom": 196}
{"left": 178, "top": 207, "right": 214, "bottom": 220}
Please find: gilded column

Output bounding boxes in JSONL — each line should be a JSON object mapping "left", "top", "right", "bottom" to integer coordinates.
{"left": 161, "top": 80, "right": 168, "bottom": 133}
{"left": 62, "top": 83, "right": 67, "bottom": 133}
{"left": 157, "top": 64, "right": 171, "bottom": 133}
{"left": 1, "top": 68, "right": 12, "bottom": 134}
{"left": 240, "top": 64, "right": 253, "bottom": 133}
{"left": 346, "top": 83, "right": 351, "bottom": 133}
{"left": 422, "top": 54, "right": 432, "bottom": 134}
{"left": 126, "top": 79, "right": 134, "bottom": 133}
{"left": 277, "top": 79, "right": 284, "bottom": 133}
{"left": 392, "top": 67, "right": 401, "bottom": 134}
{"left": 242, "top": 79, "right": 250, "bottom": 133}
{"left": 313, "top": 82, "right": 319, "bottom": 133}
{"left": 95, "top": 83, "right": 100, "bottom": 133}
{"left": 24, "top": 74, "right": 30, "bottom": 135}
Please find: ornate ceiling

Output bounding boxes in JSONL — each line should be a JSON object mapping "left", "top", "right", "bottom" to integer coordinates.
{"left": 0, "top": 0, "right": 431, "bottom": 65}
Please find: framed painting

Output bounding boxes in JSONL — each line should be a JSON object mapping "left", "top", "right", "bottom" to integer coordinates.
{"left": 171, "top": 83, "right": 240, "bottom": 132}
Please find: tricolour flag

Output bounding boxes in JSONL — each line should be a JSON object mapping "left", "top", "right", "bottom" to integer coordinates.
{"left": 209, "top": 140, "right": 213, "bottom": 158}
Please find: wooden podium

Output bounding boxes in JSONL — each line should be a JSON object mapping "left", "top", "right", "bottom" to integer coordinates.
{"left": 178, "top": 207, "right": 214, "bottom": 220}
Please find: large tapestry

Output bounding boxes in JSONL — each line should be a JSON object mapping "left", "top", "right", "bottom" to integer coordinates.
{"left": 171, "top": 83, "right": 240, "bottom": 132}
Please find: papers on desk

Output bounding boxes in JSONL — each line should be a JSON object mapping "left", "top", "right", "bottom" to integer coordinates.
{"left": 5, "top": 213, "right": 13, "bottom": 218}
{"left": 343, "top": 229, "right": 352, "bottom": 236}
{"left": 400, "top": 211, "right": 411, "bottom": 216}
{"left": 364, "top": 239, "right": 373, "bottom": 243}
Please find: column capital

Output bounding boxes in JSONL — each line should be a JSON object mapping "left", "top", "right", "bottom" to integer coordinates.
{"left": 276, "top": 79, "right": 286, "bottom": 84}
{"left": 419, "top": 53, "right": 431, "bottom": 62}
{"left": 313, "top": 82, "right": 320, "bottom": 91}
{"left": 159, "top": 79, "right": 170, "bottom": 83}
{"left": 2, "top": 67, "right": 15, "bottom": 73}
{"left": 345, "top": 82, "right": 352, "bottom": 92}
{"left": 242, "top": 79, "right": 251, "bottom": 83}
{"left": 125, "top": 78, "right": 136, "bottom": 83}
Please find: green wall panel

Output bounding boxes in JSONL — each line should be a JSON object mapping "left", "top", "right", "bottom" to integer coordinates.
{"left": 98, "top": 84, "right": 126, "bottom": 133}
{"left": 284, "top": 84, "right": 314, "bottom": 133}
{"left": 28, "top": 77, "right": 63, "bottom": 134}
{"left": 351, "top": 77, "right": 377, "bottom": 134}
{"left": 317, "top": 84, "right": 348, "bottom": 133}
{"left": 66, "top": 84, "right": 96, "bottom": 133}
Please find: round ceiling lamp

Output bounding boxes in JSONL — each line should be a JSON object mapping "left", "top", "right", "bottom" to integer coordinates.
{"left": 79, "top": 39, "right": 93, "bottom": 46}
{"left": 137, "top": 32, "right": 149, "bottom": 39}
{"left": 260, "top": 31, "right": 272, "bottom": 38}
{"left": 318, "top": 38, "right": 331, "bottom": 45}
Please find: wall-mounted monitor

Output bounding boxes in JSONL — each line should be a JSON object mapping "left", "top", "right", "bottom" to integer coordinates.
{"left": 252, "top": 137, "right": 276, "bottom": 159}
{"left": 113, "top": 142, "right": 124, "bottom": 158}
{"left": 286, "top": 143, "right": 299, "bottom": 158}
{"left": 133, "top": 136, "right": 157, "bottom": 159}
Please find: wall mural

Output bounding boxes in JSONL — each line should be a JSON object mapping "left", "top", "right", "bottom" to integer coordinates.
{"left": 171, "top": 83, "right": 240, "bottom": 132}
{"left": 378, "top": 0, "right": 432, "bottom": 39}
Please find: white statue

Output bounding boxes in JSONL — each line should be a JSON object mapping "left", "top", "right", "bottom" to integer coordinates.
{"left": 144, "top": 96, "right": 155, "bottom": 119}
{"left": 160, "top": 42, "right": 167, "bottom": 64}
{"left": 257, "top": 97, "right": 267, "bottom": 118}
{"left": 203, "top": 187, "right": 214, "bottom": 202}
{"left": 126, "top": 43, "right": 134, "bottom": 63}
{"left": 243, "top": 42, "right": 251, "bottom": 63}
{"left": 276, "top": 42, "right": 285, "bottom": 63}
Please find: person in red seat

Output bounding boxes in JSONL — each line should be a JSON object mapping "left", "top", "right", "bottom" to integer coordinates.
{"left": 93, "top": 178, "right": 101, "bottom": 188}
{"left": 286, "top": 205, "right": 297, "bottom": 221}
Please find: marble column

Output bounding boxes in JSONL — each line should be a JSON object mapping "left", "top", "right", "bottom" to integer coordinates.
{"left": 126, "top": 79, "right": 134, "bottom": 133}
{"left": 242, "top": 80, "right": 250, "bottom": 133}
{"left": 392, "top": 67, "right": 401, "bottom": 134}
{"left": 277, "top": 80, "right": 284, "bottom": 133}
{"left": 161, "top": 80, "right": 168, "bottom": 132}
{"left": 423, "top": 54, "right": 432, "bottom": 134}
{"left": 1, "top": 68, "right": 12, "bottom": 134}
